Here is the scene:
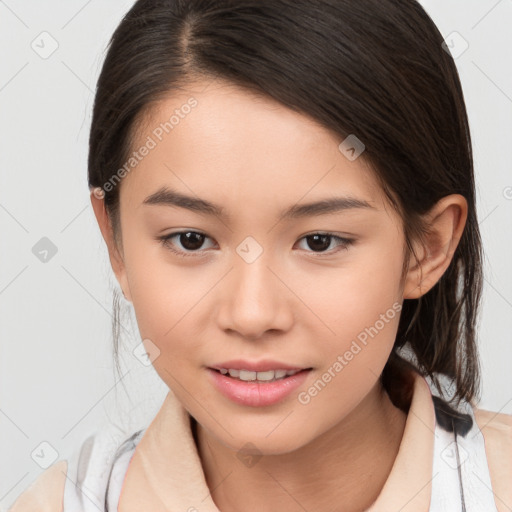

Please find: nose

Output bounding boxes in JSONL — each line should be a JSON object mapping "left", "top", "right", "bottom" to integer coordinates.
{"left": 216, "top": 253, "right": 294, "bottom": 340}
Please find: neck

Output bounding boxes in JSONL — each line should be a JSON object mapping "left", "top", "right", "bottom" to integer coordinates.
{"left": 195, "top": 379, "right": 408, "bottom": 512}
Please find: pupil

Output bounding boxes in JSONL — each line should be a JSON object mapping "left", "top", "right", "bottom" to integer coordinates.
{"left": 307, "top": 234, "right": 330, "bottom": 252}
{"left": 181, "top": 232, "right": 204, "bottom": 250}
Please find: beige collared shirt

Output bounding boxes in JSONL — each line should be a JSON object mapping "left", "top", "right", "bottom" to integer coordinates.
{"left": 9, "top": 371, "right": 512, "bottom": 511}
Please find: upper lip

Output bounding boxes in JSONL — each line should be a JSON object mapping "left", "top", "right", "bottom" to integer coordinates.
{"left": 209, "top": 359, "right": 311, "bottom": 372}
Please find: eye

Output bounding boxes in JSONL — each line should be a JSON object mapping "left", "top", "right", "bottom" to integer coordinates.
{"left": 157, "top": 230, "right": 355, "bottom": 258}
{"left": 157, "top": 231, "right": 215, "bottom": 257}
{"left": 296, "top": 232, "right": 354, "bottom": 255}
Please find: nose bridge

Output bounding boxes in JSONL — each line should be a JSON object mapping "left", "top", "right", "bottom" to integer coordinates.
{"left": 234, "top": 250, "right": 273, "bottom": 302}
{"left": 218, "top": 241, "right": 292, "bottom": 337}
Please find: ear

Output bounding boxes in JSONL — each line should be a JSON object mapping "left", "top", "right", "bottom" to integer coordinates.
{"left": 403, "top": 194, "right": 468, "bottom": 299}
{"left": 90, "top": 188, "right": 132, "bottom": 302}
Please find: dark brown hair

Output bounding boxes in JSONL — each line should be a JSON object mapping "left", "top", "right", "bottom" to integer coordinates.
{"left": 88, "top": 0, "right": 483, "bottom": 408}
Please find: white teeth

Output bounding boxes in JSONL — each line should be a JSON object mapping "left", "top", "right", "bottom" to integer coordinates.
{"left": 239, "top": 369, "right": 257, "bottom": 381}
{"left": 218, "top": 368, "right": 302, "bottom": 382}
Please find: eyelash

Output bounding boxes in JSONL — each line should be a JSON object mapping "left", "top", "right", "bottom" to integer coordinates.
{"left": 156, "top": 231, "right": 355, "bottom": 258}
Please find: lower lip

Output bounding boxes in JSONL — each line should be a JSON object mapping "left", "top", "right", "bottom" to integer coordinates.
{"left": 207, "top": 368, "right": 312, "bottom": 407}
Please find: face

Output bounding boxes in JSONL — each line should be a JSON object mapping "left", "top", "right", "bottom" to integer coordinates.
{"left": 109, "top": 80, "right": 409, "bottom": 454}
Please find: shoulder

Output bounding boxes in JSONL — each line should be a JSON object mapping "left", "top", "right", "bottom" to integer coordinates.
{"left": 8, "top": 425, "right": 141, "bottom": 512}
{"left": 473, "top": 407, "right": 512, "bottom": 512}
{"left": 8, "top": 459, "right": 67, "bottom": 512}
{"left": 474, "top": 407, "right": 512, "bottom": 454}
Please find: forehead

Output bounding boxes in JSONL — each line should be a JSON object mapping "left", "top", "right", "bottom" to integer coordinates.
{"left": 121, "top": 79, "right": 387, "bottom": 216}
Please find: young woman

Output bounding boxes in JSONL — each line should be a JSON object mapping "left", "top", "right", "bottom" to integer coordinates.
{"left": 10, "top": 0, "right": 511, "bottom": 511}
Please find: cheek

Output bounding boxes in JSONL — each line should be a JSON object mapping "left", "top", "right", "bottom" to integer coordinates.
{"left": 299, "top": 235, "right": 405, "bottom": 378}
{"left": 295, "top": 258, "right": 403, "bottom": 424}
{"left": 122, "top": 236, "right": 209, "bottom": 358}
{"left": 306, "top": 238, "right": 404, "bottom": 333}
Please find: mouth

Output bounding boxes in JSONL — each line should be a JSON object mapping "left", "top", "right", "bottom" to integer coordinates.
{"left": 209, "top": 367, "right": 313, "bottom": 383}
{"left": 206, "top": 367, "right": 313, "bottom": 407}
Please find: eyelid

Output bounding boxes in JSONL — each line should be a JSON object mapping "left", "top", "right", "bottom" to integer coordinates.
{"left": 157, "top": 230, "right": 355, "bottom": 257}
{"left": 157, "top": 230, "right": 215, "bottom": 257}
{"left": 295, "top": 232, "right": 355, "bottom": 255}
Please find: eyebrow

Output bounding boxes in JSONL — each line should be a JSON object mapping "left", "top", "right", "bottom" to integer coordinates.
{"left": 142, "top": 186, "right": 375, "bottom": 220}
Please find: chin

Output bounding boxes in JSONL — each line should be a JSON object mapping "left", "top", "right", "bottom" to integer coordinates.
{"left": 206, "top": 421, "right": 314, "bottom": 457}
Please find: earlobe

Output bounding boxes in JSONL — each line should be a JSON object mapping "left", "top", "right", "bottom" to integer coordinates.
{"left": 89, "top": 189, "right": 132, "bottom": 302}
{"left": 403, "top": 194, "right": 467, "bottom": 300}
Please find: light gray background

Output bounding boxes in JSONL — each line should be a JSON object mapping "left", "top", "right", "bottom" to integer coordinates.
{"left": 1, "top": 0, "right": 511, "bottom": 508}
